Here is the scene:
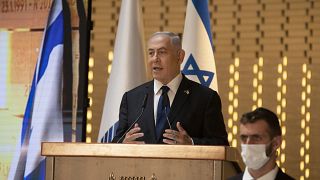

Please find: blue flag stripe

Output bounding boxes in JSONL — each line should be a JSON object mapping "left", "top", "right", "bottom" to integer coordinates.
{"left": 107, "top": 127, "right": 113, "bottom": 142}
{"left": 192, "top": 0, "right": 213, "bottom": 48}
{"left": 24, "top": 160, "right": 46, "bottom": 180}
{"left": 38, "top": 12, "right": 64, "bottom": 83}
{"left": 101, "top": 121, "right": 119, "bottom": 143}
{"left": 20, "top": 74, "right": 36, "bottom": 146}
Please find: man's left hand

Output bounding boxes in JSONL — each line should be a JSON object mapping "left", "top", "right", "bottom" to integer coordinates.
{"left": 163, "top": 122, "right": 193, "bottom": 145}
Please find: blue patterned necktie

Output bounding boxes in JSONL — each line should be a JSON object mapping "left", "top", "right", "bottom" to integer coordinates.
{"left": 156, "top": 86, "right": 170, "bottom": 139}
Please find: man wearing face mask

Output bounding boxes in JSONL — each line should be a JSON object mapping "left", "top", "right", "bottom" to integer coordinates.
{"left": 229, "top": 107, "right": 294, "bottom": 180}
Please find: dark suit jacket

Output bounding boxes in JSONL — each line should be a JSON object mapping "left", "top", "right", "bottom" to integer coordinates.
{"left": 112, "top": 75, "right": 229, "bottom": 145}
{"left": 228, "top": 167, "right": 295, "bottom": 180}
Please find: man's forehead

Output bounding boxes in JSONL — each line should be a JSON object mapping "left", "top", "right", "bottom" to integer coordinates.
{"left": 149, "top": 33, "right": 171, "bottom": 40}
{"left": 148, "top": 34, "right": 170, "bottom": 44}
{"left": 240, "top": 120, "right": 269, "bottom": 135}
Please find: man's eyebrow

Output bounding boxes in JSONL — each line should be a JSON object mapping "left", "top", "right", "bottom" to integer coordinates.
{"left": 239, "top": 134, "right": 248, "bottom": 138}
{"left": 157, "top": 47, "right": 167, "bottom": 50}
{"left": 250, "top": 135, "right": 263, "bottom": 139}
{"left": 240, "top": 134, "right": 261, "bottom": 137}
{"left": 148, "top": 47, "right": 167, "bottom": 51}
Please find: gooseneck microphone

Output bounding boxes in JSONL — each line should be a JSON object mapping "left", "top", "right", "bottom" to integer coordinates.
{"left": 164, "top": 107, "right": 172, "bottom": 130}
{"left": 163, "top": 96, "right": 172, "bottom": 131}
{"left": 116, "top": 93, "right": 148, "bottom": 143}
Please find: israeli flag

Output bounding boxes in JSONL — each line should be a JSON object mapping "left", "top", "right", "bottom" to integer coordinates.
{"left": 181, "top": 0, "right": 218, "bottom": 91}
{"left": 8, "top": 0, "right": 64, "bottom": 179}
{"left": 98, "top": 0, "right": 147, "bottom": 143}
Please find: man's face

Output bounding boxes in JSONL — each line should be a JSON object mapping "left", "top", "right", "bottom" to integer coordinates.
{"left": 240, "top": 120, "right": 277, "bottom": 156}
{"left": 147, "top": 35, "right": 183, "bottom": 84}
{"left": 240, "top": 120, "right": 271, "bottom": 145}
{"left": 240, "top": 119, "right": 282, "bottom": 166}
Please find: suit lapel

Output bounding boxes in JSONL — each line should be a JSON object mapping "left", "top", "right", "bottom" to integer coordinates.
{"left": 168, "top": 76, "right": 192, "bottom": 125}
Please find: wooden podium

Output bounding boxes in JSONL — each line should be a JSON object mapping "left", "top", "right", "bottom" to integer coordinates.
{"left": 41, "top": 142, "right": 244, "bottom": 180}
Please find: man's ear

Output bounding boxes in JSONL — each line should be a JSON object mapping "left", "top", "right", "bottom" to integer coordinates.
{"left": 273, "top": 136, "right": 282, "bottom": 151}
{"left": 177, "top": 49, "right": 185, "bottom": 63}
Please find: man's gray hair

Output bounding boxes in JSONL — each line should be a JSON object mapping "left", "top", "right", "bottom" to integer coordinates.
{"left": 149, "top": 31, "right": 182, "bottom": 49}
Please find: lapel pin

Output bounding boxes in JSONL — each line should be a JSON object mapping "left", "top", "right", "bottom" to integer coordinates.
{"left": 184, "top": 90, "right": 190, "bottom": 94}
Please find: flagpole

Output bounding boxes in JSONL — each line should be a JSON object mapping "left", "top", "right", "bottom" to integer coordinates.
{"left": 76, "top": 0, "right": 93, "bottom": 142}
{"left": 72, "top": 36, "right": 79, "bottom": 142}
{"left": 61, "top": 0, "right": 76, "bottom": 142}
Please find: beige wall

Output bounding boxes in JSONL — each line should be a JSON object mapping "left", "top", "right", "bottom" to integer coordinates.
{"left": 89, "top": 0, "right": 320, "bottom": 179}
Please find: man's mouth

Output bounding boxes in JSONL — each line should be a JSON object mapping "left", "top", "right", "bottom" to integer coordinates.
{"left": 153, "top": 67, "right": 163, "bottom": 71}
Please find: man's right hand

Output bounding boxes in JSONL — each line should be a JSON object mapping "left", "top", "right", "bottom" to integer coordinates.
{"left": 122, "top": 123, "right": 145, "bottom": 144}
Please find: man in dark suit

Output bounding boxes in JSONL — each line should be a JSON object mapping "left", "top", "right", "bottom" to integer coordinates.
{"left": 112, "top": 32, "right": 228, "bottom": 145}
{"left": 228, "top": 107, "right": 294, "bottom": 180}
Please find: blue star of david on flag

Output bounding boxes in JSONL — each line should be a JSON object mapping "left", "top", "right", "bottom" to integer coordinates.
{"left": 182, "top": 54, "right": 215, "bottom": 87}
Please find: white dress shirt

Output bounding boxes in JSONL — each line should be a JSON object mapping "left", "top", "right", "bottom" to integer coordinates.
{"left": 153, "top": 73, "right": 182, "bottom": 124}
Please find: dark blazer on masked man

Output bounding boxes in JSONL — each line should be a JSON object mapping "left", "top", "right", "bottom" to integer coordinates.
{"left": 228, "top": 168, "right": 295, "bottom": 180}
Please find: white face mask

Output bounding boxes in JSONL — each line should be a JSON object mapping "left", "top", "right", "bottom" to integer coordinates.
{"left": 241, "top": 144, "right": 271, "bottom": 170}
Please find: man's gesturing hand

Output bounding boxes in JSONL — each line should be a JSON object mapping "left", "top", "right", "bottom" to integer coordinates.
{"left": 163, "top": 122, "right": 193, "bottom": 145}
{"left": 122, "top": 123, "right": 145, "bottom": 144}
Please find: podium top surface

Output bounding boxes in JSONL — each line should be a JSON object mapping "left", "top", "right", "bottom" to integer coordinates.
{"left": 41, "top": 142, "right": 242, "bottom": 163}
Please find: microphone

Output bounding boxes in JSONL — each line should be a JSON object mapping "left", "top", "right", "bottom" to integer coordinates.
{"left": 163, "top": 96, "right": 172, "bottom": 131}
{"left": 116, "top": 93, "right": 148, "bottom": 143}
{"left": 164, "top": 106, "right": 172, "bottom": 130}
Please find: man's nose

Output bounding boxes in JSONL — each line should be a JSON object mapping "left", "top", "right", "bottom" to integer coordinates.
{"left": 152, "top": 53, "right": 160, "bottom": 62}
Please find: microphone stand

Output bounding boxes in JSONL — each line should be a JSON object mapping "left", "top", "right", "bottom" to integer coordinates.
{"left": 116, "top": 94, "right": 148, "bottom": 143}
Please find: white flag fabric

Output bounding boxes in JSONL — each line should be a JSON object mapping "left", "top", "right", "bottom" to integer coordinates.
{"left": 181, "top": 0, "right": 218, "bottom": 91}
{"left": 98, "top": 0, "right": 147, "bottom": 142}
{"left": 8, "top": 0, "right": 64, "bottom": 179}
